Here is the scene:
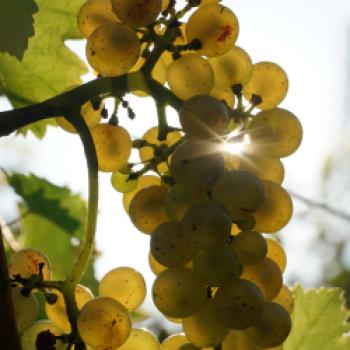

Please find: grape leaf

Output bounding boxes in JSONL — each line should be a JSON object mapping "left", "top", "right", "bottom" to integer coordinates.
{"left": 0, "top": 0, "right": 88, "bottom": 139}
{"left": 285, "top": 285, "right": 350, "bottom": 350}
{"left": 0, "top": 0, "right": 38, "bottom": 60}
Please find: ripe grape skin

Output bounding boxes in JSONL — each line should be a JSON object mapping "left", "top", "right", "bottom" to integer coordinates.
{"left": 150, "top": 221, "right": 196, "bottom": 267}
{"left": 243, "top": 62, "right": 288, "bottom": 110}
{"left": 210, "top": 85, "right": 235, "bottom": 107}
{"left": 266, "top": 238, "right": 287, "bottom": 272}
{"left": 129, "top": 185, "right": 169, "bottom": 234}
{"left": 186, "top": 4, "right": 239, "bottom": 57}
{"left": 161, "top": 333, "right": 199, "bottom": 350}
{"left": 179, "top": 95, "right": 229, "bottom": 139}
{"left": 213, "top": 279, "right": 264, "bottom": 330}
{"left": 182, "top": 299, "right": 229, "bottom": 348}
{"left": 241, "top": 258, "right": 283, "bottom": 301}
{"left": 272, "top": 285, "right": 294, "bottom": 313}
{"left": 86, "top": 23, "right": 140, "bottom": 77}
{"left": 244, "top": 302, "right": 291, "bottom": 348}
{"left": 99, "top": 267, "right": 146, "bottom": 311}
{"left": 77, "top": 297, "right": 131, "bottom": 350}
{"left": 167, "top": 53, "right": 214, "bottom": 100}
{"left": 212, "top": 170, "right": 265, "bottom": 221}
{"left": 152, "top": 267, "right": 207, "bottom": 318}
{"left": 111, "top": 170, "right": 138, "bottom": 193}
{"left": 117, "top": 328, "right": 160, "bottom": 350}
{"left": 91, "top": 123, "right": 132, "bottom": 172}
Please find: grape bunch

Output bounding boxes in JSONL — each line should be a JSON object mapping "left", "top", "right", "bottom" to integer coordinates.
{"left": 7, "top": 0, "right": 302, "bottom": 349}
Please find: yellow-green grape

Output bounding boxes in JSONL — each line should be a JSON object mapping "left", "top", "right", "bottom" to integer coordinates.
{"left": 123, "top": 175, "right": 161, "bottom": 213}
{"left": 231, "top": 231, "right": 267, "bottom": 265}
{"left": 179, "top": 95, "right": 229, "bottom": 139}
{"left": 170, "top": 140, "right": 224, "bottom": 193}
{"left": 9, "top": 248, "right": 51, "bottom": 280}
{"left": 243, "top": 62, "right": 288, "bottom": 110}
{"left": 77, "top": 297, "right": 131, "bottom": 350}
{"left": 209, "top": 46, "right": 253, "bottom": 90}
{"left": 111, "top": 170, "right": 138, "bottom": 193}
{"left": 266, "top": 238, "right": 287, "bottom": 272}
{"left": 86, "top": 23, "right": 140, "bottom": 77}
{"left": 186, "top": 4, "right": 239, "bottom": 57}
{"left": 247, "top": 108, "right": 303, "bottom": 158}
{"left": 56, "top": 100, "right": 102, "bottom": 134}
{"left": 149, "top": 252, "right": 167, "bottom": 275}
{"left": 212, "top": 170, "right": 264, "bottom": 221}
{"left": 112, "top": 0, "right": 161, "bottom": 28}
{"left": 241, "top": 258, "right": 283, "bottom": 301}
{"left": 244, "top": 303, "right": 291, "bottom": 348}
{"left": 213, "top": 279, "right": 264, "bottom": 330}
{"left": 225, "top": 153, "right": 285, "bottom": 184}
{"left": 118, "top": 328, "right": 160, "bottom": 350}
{"left": 99, "top": 267, "right": 146, "bottom": 311}
{"left": 77, "top": 0, "right": 120, "bottom": 38}
{"left": 182, "top": 299, "right": 229, "bottom": 348}
{"left": 165, "top": 184, "right": 193, "bottom": 221}
{"left": 129, "top": 185, "right": 169, "bottom": 234}
{"left": 45, "top": 284, "right": 93, "bottom": 332}
{"left": 167, "top": 53, "right": 214, "bottom": 100}
{"left": 210, "top": 85, "right": 235, "bottom": 107}
{"left": 200, "top": 0, "right": 220, "bottom": 6}
{"left": 254, "top": 180, "right": 293, "bottom": 233}
{"left": 161, "top": 0, "right": 169, "bottom": 12}
{"left": 92, "top": 123, "right": 132, "bottom": 172}
{"left": 139, "top": 126, "right": 182, "bottom": 173}
{"left": 161, "top": 333, "right": 200, "bottom": 350}
{"left": 193, "top": 243, "right": 241, "bottom": 287}
{"left": 182, "top": 201, "right": 231, "bottom": 250}
{"left": 272, "top": 285, "right": 294, "bottom": 314}
{"left": 152, "top": 267, "right": 206, "bottom": 318}
{"left": 11, "top": 287, "right": 38, "bottom": 334}
{"left": 150, "top": 221, "right": 195, "bottom": 267}
{"left": 21, "top": 320, "right": 65, "bottom": 350}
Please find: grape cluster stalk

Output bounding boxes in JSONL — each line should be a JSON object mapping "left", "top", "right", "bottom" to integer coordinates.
{"left": 0, "top": 0, "right": 303, "bottom": 349}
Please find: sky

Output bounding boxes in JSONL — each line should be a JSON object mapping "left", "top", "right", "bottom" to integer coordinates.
{"left": 1, "top": 0, "right": 350, "bottom": 318}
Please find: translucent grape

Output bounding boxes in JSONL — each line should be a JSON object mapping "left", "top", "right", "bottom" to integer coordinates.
{"left": 112, "top": 0, "right": 162, "bottom": 28}
{"left": 179, "top": 95, "right": 229, "bottom": 139}
{"left": 169, "top": 140, "right": 224, "bottom": 193}
{"left": 92, "top": 123, "right": 132, "bottom": 172}
{"left": 56, "top": 100, "right": 102, "bottom": 134}
{"left": 77, "top": 0, "right": 120, "bottom": 38}
{"left": 254, "top": 180, "right": 293, "bottom": 233}
{"left": 272, "top": 285, "right": 294, "bottom": 313}
{"left": 193, "top": 243, "right": 241, "bottom": 287}
{"left": 77, "top": 297, "right": 131, "bottom": 350}
{"left": 225, "top": 153, "right": 285, "bottom": 184}
{"left": 161, "top": 333, "right": 199, "bottom": 350}
{"left": 210, "top": 85, "right": 235, "bottom": 107}
{"left": 266, "top": 238, "right": 287, "bottom": 272}
{"left": 129, "top": 185, "right": 169, "bottom": 234}
{"left": 165, "top": 184, "right": 194, "bottom": 221}
{"left": 111, "top": 170, "right": 138, "bottom": 193}
{"left": 182, "top": 201, "right": 231, "bottom": 250}
{"left": 99, "top": 267, "right": 146, "bottom": 311}
{"left": 244, "top": 302, "right": 291, "bottom": 348}
{"left": 118, "top": 328, "right": 160, "bottom": 350}
{"left": 139, "top": 126, "right": 182, "bottom": 173}
{"left": 231, "top": 231, "right": 267, "bottom": 265}
{"left": 241, "top": 258, "right": 283, "bottom": 301}
{"left": 123, "top": 175, "right": 161, "bottom": 213}
{"left": 186, "top": 4, "right": 239, "bottom": 57}
{"left": 182, "top": 299, "right": 229, "bottom": 348}
{"left": 21, "top": 320, "right": 65, "bottom": 350}
{"left": 209, "top": 46, "right": 253, "bottom": 90}
{"left": 9, "top": 248, "right": 51, "bottom": 280}
{"left": 213, "top": 279, "right": 264, "bottom": 330}
{"left": 150, "top": 221, "right": 195, "bottom": 267}
{"left": 152, "top": 267, "right": 206, "bottom": 318}
{"left": 149, "top": 252, "right": 167, "bottom": 275}
{"left": 167, "top": 53, "right": 214, "bottom": 100}
{"left": 86, "top": 23, "right": 140, "bottom": 77}
{"left": 200, "top": 0, "right": 220, "bottom": 6}
{"left": 243, "top": 62, "right": 288, "bottom": 110}
{"left": 212, "top": 170, "right": 264, "bottom": 221}
{"left": 247, "top": 108, "right": 303, "bottom": 158}
{"left": 11, "top": 287, "right": 38, "bottom": 334}
{"left": 45, "top": 284, "right": 93, "bottom": 332}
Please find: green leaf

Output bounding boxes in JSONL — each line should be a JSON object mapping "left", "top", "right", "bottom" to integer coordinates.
{"left": 285, "top": 285, "right": 350, "bottom": 350}
{"left": 0, "top": 0, "right": 88, "bottom": 138}
{"left": 0, "top": 0, "right": 38, "bottom": 60}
